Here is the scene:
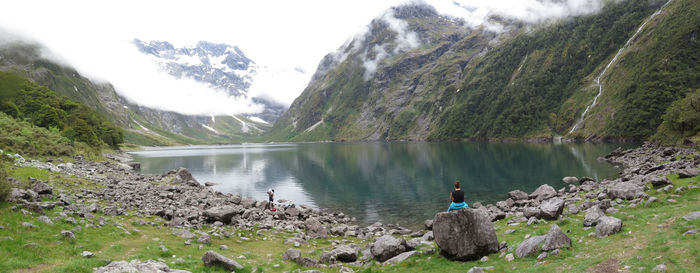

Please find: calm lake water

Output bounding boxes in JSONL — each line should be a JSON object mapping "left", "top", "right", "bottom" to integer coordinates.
{"left": 129, "top": 142, "right": 631, "bottom": 228}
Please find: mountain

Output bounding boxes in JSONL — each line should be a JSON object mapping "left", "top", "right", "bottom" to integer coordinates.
{"left": 268, "top": 0, "right": 700, "bottom": 142}
{"left": 0, "top": 42, "right": 272, "bottom": 146}
{"left": 133, "top": 39, "right": 285, "bottom": 122}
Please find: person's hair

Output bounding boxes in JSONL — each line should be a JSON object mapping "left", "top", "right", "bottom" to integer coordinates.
{"left": 454, "top": 181, "right": 460, "bottom": 189}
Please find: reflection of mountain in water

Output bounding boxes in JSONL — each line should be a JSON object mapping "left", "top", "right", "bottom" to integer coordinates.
{"left": 130, "top": 143, "right": 629, "bottom": 228}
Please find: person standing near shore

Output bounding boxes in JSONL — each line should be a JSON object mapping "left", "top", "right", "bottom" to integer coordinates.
{"left": 266, "top": 188, "right": 275, "bottom": 210}
{"left": 448, "top": 181, "right": 468, "bottom": 211}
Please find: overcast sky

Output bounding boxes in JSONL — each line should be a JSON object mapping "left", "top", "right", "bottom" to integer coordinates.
{"left": 0, "top": 0, "right": 609, "bottom": 117}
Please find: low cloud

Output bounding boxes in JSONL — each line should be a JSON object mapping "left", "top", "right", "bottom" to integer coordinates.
{"left": 360, "top": 8, "right": 422, "bottom": 79}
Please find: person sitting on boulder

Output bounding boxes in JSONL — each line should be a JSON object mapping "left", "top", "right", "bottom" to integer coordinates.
{"left": 448, "top": 181, "right": 468, "bottom": 211}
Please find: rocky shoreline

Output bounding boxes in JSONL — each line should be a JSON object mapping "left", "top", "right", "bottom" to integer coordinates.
{"left": 4, "top": 142, "right": 699, "bottom": 272}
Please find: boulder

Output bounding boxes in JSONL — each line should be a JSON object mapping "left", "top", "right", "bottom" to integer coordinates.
{"left": 515, "top": 235, "right": 545, "bottom": 258}
{"left": 321, "top": 245, "right": 358, "bottom": 263}
{"left": 678, "top": 168, "right": 699, "bottom": 178}
{"left": 384, "top": 250, "right": 420, "bottom": 264}
{"left": 370, "top": 235, "right": 407, "bottom": 262}
{"left": 541, "top": 224, "right": 571, "bottom": 251}
{"left": 424, "top": 219, "right": 433, "bottom": 230}
{"left": 583, "top": 206, "right": 605, "bottom": 227}
{"left": 682, "top": 211, "right": 700, "bottom": 221}
{"left": 304, "top": 218, "right": 328, "bottom": 239}
{"left": 508, "top": 190, "right": 529, "bottom": 201}
{"left": 95, "top": 260, "right": 191, "bottom": 273}
{"left": 197, "top": 234, "right": 211, "bottom": 244}
{"left": 284, "top": 237, "right": 308, "bottom": 245}
{"left": 595, "top": 216, "right": 622, "bottom": 237}
{"left": 282, "top": 248, "right": 301, "bottom": 260}
{"left": 608, "top": 182, "right": 645, "bottom": 200}
{"left": 523, "top": 207, "right": 540, "bottom": 218}
{"left": 201, "top": 250, "right": 243, "bottom": 271}
{"left": 538, "top": 197, "right": 565, "bottom": 220}
{"left": 60, "top": 230, "right": 76, "bottom": 240}
{"left": 175, "top": 168, "right": 198, "bottom": 186}
{"left": 433, "top": 208, "right": 499, "bottom": 261}
{"left": 562, "top": 176, "right": 578, "bottom": 184}
{"left": 529, "top": 184, "right": 557, "bottom": 201}
{"left": 32, "top": 181, "right": 53, "bottom": 195}
{"left": 650, "top": 177, "right": 672, "bottom": 187}
{"left": 285, "top": 207, "right": 300, "bottom": 218}
{"left": 204, "top": 205, "right": 240, "bottom": 223}
{"left": 240, "top": 198, "right": 256, "bottom": 209}
{"left": 172, "top": 229, "right": 196, "bottom": 239}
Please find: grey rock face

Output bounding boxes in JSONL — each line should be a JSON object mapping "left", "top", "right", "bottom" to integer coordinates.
{"left": 94, "top": 259, "right": 191, "bottom": 273}
{"left": 370, "top": 235, "right": 407, "bottom": 262}
{"left": 433, "top": 208, "right": 499, "bottom": 261}
{"left": 529, "top": 184, "right": 557, "bottom": 201}
{"left": 539, "top": 197, "right": 565, "bottom": 220}
{"left": 384, "top": 250, "right": 420, "bottom": 264}
{"left": 201, "top": 250, "right": 243, "bottom": 271}
{"left": 584, "top": 205, "right": 605, "bottom": 227}
{"left": 607, "top": 182, "right": 645, "bottom": 200}
{"left": 305, "top": 218, "right": 328, "bottom": 239}
{"left": 508, "top": 190, "right": 529, "bottom": 200}
{"left": 541, "top": 224, "right": 571, "bottom": 251}
{"left": 515, "top": 235, "right": 545, "bottom": 258}
{"left": 595, "top": 216, "right": 622, "bottom": 237}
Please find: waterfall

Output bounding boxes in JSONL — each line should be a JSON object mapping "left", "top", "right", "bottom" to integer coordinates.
{"left": 568, "top": 0, "right": 672, "bottom": 134}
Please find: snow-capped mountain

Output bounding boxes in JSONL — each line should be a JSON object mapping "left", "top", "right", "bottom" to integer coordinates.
{"left": 133, "top": 39, "right": 284, "bottom": 122}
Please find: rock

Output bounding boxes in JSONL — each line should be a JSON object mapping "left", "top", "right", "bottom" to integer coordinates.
{"left": 60, "top": 230, "right": 76, "bottom": 240}
{"left": 584, "top": 206, "right": 605, "bottom": 227}
{"left": 305, "top": 218, "right": 328, "bottom": 239}
{"left": 523, "top": 207, "right": 540, "bottom": 218}
{"left": 596, "top": 216, "right": 622, "bottom": 237}
{"left": 567, "top": 204, "right": 580, "bottom": 215}
{"left": 424, "top": 219, "right": 433, "bottom": 230}
{"left": 541, "top": 224, "right": 571, "bottom": 251}
{"left": 539, "top": 197, "right": 565, "bottom": 220}
{"left": 22, "top": 222, "right": 37, "bottom": 229}
{"left": 384, "top": 250, "right": 420, "bottom": 264}
{"left": 421, "top": 231, "right": 434, "bottom": 241}
{"left": 285, "top": 207, "right": 300, "bottom": 218}
{"left": 284, "top": 237, "right": 308, "bottom": 245}
{"left": 515, "top": 235, "right": 545, "bottom": 258}
{"left": 204, "top": 205, "right": 240, "bottom": 223}
{"left": 128, "top": 162, "right": 141, "bottom": 171}
{"left": 197, "top": 234, "right": 211, "bottom": 244}
{"left": 650, "top": 177, "right": 672, "bottom": 187}
{"left": 175, "top": 168, "right": 198, "bottom": 186}
{"left": 607, "top": 182, "right": 645, "bottom": 200}
{"left": 32, "top": 181, "right": 53, "bottom": 195}
{"left": 645, "top": 196, "right": 659, "bottom": 206}
{"left": 370, "top": 235, "right": 407, "bottom": 262}
{"left": 322, "top": 245, "right": 358, "bottom": 263}
{"left": 562, "top": 176, "right": 578, "bottom": 184}
{"left": 508, "top": 190, "right": 529, "bottom": 201}
{"left": 527, "top": 217, "right": 539, "bottom": 226}
{"left": 652, "top": 263, "right": 667, "bottom": 272}
{"left": 172, "top": 229, "right": 196, "bottom": 239}
{"left": 505, "top": 253, "right": 515, "bottom": 262}
{"left": 283, "top": 248, "right": 301, "bottom": 260}
{"left": 678, "top": 168, "right": 699, "bottom": 178}
{"left": 94, "top": 259, "right": 191, "bottom": 273}
{"left": 433, "top": 208, "right": 499, "bottom": 261}
{"left": 82, "top": 251, "right": 94, "bottom": 258}
{"left": 682, "top": 211, "right": 700, "bottom": 221}
{"left": 201, "top": 250, "right": 243, "bottom": 271}
{"left": 683, "top": 229, "right": 697, "bottom": 236}
{"left": 204, "top": 182, "right": 215, "bottom": 187}
{"left": 529, "top": 184, "right": 557, "bottom": 201}
{"left": 37, "top": 215, "right": 53, "bottom": 225}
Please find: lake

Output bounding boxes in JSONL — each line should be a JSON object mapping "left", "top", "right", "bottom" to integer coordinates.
{"left": 129, "top": 142, "right": 630, "bottom": 228}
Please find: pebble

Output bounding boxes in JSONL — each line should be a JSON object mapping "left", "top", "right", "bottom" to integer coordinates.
{"left": 82, "top": 251, "right": 95, "bottom": 258}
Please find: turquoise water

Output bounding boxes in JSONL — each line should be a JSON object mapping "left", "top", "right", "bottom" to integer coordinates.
{"left": 129, "top": 142, "right": 631, "bottom": 228}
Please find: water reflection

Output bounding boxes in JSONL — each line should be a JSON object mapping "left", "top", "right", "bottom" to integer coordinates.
{"left": 130, "top": 142, "right": 631, "bottom": 228}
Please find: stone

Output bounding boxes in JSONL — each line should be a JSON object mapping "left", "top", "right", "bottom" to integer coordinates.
{"left": 370, "top": 235, "right": 407, "bottom": 262}
{"left": 421, "top": 231, "right": 434, "bottom": 241}
{"left": 645, "top": 196, "right": 659, "bottom": 206}
{"left": 515, "top": 235, "right": 545, "bottom": 258}
{"left": 197, "top": 234, "right": 211, "bottom": 244}
{"left": 94, "top": 259, "right": 191, "bottom": 273}
{"left": 682, "top": 211, "right": 700, "bottom": 221}
{"left": 678, "top": 168, "right": 699, "bottom": 178}
{"left": 584, "top": 206, "right": 605, "bottom": 226}
{"left": 539, "top": 197, "right": 565, "bottom": 220}
{"left": 607, "top": 182, "right": 645, "bottom": 200}
{"left": 683, "top": 229, "right": 697, "bottom": 236}
{"left": 384, "top": 250, "right": 420, "bottom": 264}
{"left": 283, "top": 248, "right": 301, "bottom": 260}
{"left": 172, "top": 229, "right": 196, "bottom": 239}
{"left": 204, "top": 205, "right": 241, "bottom": 223}
{"left": 37, "top": 215, "right": 53, "bottom": 225}
{"left": 175, "top": 168, "right": 198, "bottom": 186}
{"left": 541, "top": 224, "right": 571, "bottom": 251}
{"left": 508, "top": 190, "right": 529, "bottom": 201}
{"left": 324, "top": 245, "right": 358, "bottom": 263}
{"left": 424, "top": 219, "right": 434, "bottom": 230}
{"left": 562, "top": 176, "right": 578, "bottom": 184}
{"left": 285, "top": 207, "right": 300, "bottom": 218}
{"left": 433, "top": 208, "right": 499, "bottom": 261}
{"left": 505, "top": 253, "right": 515, "bottom": 262}
{"left": 32, "top": 181, "right": 53, "bottom": 195}
{"left": 567, "top": 204, "right": 580, "bottom": 215}
{"left": 596, "top": 216, "right": 622, "bottom": 237}
{"left": 201, "top": 250, "right": 243, "bottom": 271}
{"left": 480, "top": 256, "right": 489, "bottom": 262}
{"left": 650, "top": 177, "right": 672, "bottom": 187}
{"left": 22, "top": 222, "right": 37, "bottom": 229}
{"left": 529, "top": 184, "right": 557, "bottom": 201}
{"left": 61, "top": 230, "right": 76, "bottom": 240}
{"left": 82, "top": 251, "right": 94, "bottom": 258}
{"left": 652, "top": 263, "right": 667, "bottom": 272}
{"left": 527, "top": 217, "right": 539, "bottom": 226}
{"left": 284, "top": 237, "right": 309, "bottom": 245}
{"left": 523, "top": 207, "right": 540, "bottom": 218}
{"left": 305, "top": 218, "right": 328, "bottom": 239}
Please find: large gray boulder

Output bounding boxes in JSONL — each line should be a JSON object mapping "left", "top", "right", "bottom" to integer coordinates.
{"left": 538, "top": 197, "right": 565, "bottom": 220}
{"left": 95, "top": 260, "right": 191, "bottom": 273}
{"left": 370, "top": 235, "right": 407, "bottom": 262}
{"left": 508, "top": 190, "right": 529, "bottom": 201}
{"left": 596, "top": 216, "right": 622, "bottom": 237}
{"left": 515, "top": 235, "right": 546, "bottom": 258}
{"left": 650, "top": 177, "right": 672, "bottom": 187}
{"left": 320, "top": 245, "right": 358, "bottom": 263}
{"left": 175, "top": 168, "right": 199, "bottom": 186}
{"left": 433, "top": 208, "right": 499, "bottom": 261}
{"left": 304, "top": 218, "right": 328, "bottom": 239}
{"left": 204, "top": 205, "right": 240, "bottom": 223}
{"left": 607, "top": 182, "right": 645, "bottom": 200}
{"left": 529, "top": 184, "right": 557, "bottom": 201}
{"left": 541, "top": 224, "right": 571, "bottom": 251}
{"left": 678, "top": 168, "right": 699, "bottom": 178}
{"left": 523, "top": 207, "right": 540, "bottom": 218}
{"left": 201, "top": 250, "right": 243, "bottom": 271}
{"left": 32, "top": 181, "right": 53, "bottom": 195}
{"left": 583, "top": 205, "right": 605, "bottom": 226}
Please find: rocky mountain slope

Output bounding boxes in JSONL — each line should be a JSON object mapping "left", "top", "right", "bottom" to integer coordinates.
{"left": 0, "top": 42, "right": 271, "bottom": 146}
{"left": 268, "top": 0, "right": 700, "bottom": 142}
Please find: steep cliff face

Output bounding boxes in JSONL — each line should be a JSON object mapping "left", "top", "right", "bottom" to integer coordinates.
{"left": 269, "top": 0, "right": 700, "bottom": 142}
